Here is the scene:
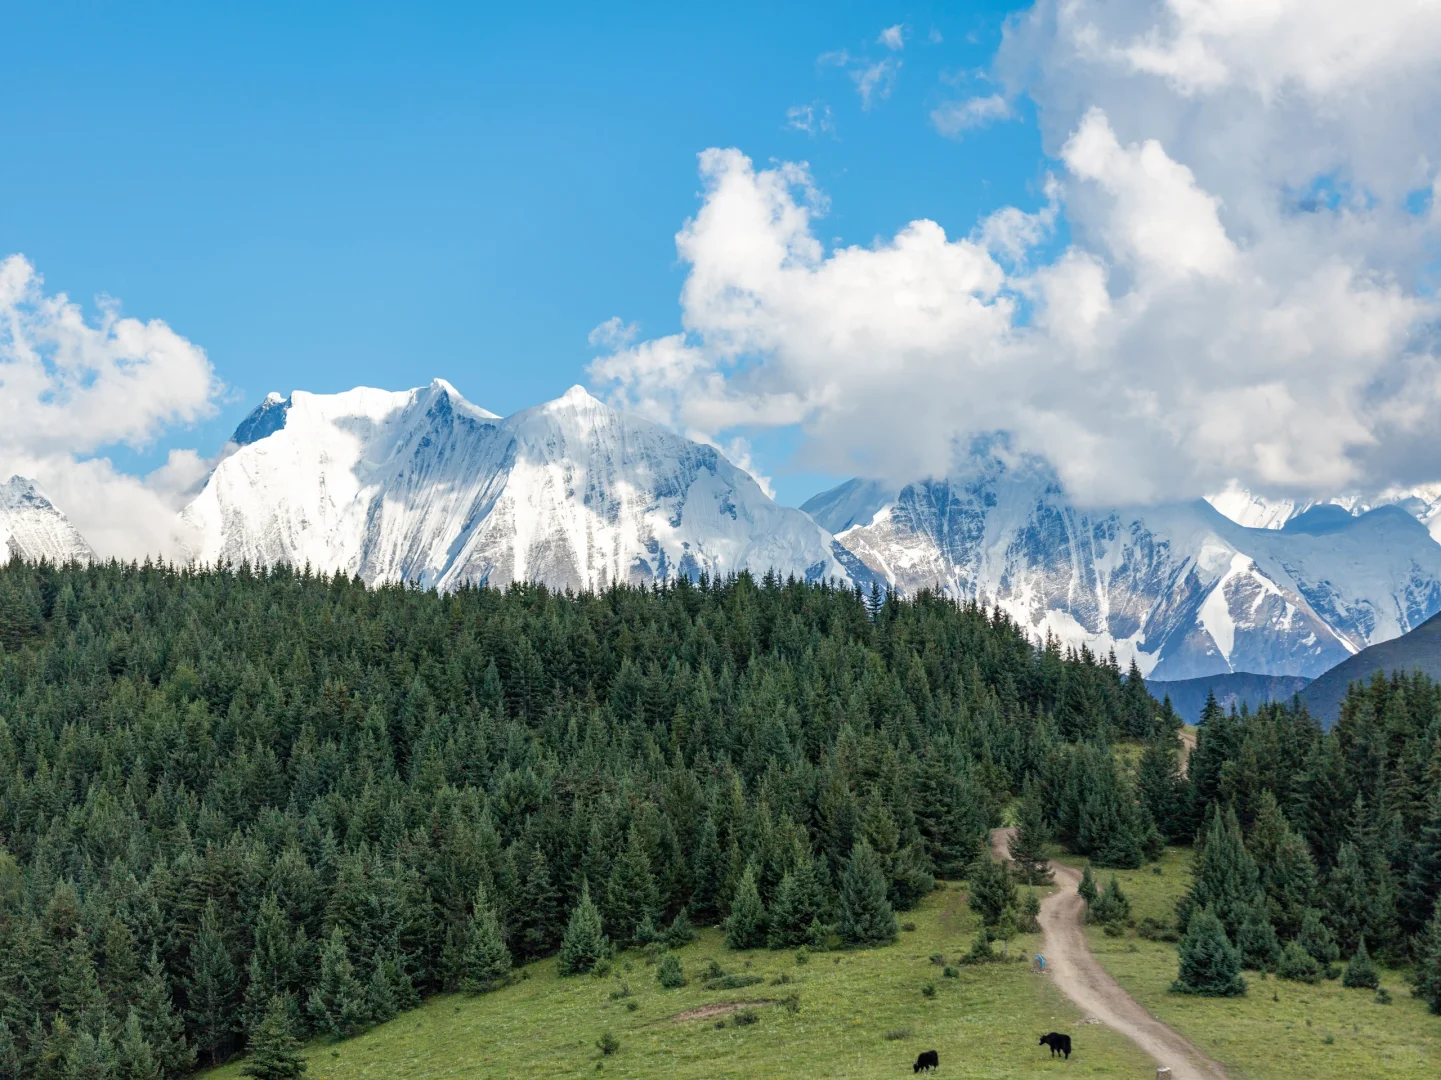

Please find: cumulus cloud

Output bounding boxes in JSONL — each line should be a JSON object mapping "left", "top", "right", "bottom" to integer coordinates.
{"left": 0, "top": 254, "right": 221, "bottom": 557}
{"left": 592, "top": 0, "right": 1441, "bottom": 507}
{"left": 878, "top": 25, "right": 906, "bottom": 51}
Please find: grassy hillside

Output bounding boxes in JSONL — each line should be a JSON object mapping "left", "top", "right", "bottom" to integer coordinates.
{"left": 1301, "top": 610, "right": 1441, "bottom": 726}
{"left": 1083, "top": 849, "right": 1441, "bottom": 1080}
{"left": 208, "top": 881, "right": 1151, "bottom": 1080}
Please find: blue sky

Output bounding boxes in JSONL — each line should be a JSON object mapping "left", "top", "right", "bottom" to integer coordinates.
{"left": 0, "top": 0, "right": 1044, "bottom": 507}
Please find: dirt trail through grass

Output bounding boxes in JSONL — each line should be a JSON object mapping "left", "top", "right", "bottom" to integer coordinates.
{"left": 993, "top": 827, "right": 1229, "bottom": 1080}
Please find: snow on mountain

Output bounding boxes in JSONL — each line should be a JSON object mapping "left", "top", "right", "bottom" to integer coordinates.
{"left": 0, "top": 477, "right": 96, "bottom": 564}
{"left": 1207, "top": 480, "right": 1441, "bottom": 542}
{"left": 182, "top": 381, "right": 864, "bottom": 591}
{"left": 800, "top": 478, "right": 897, "bottom": 534}
{"left": 824, "top": 443, "right": 1441, "bottom": 680}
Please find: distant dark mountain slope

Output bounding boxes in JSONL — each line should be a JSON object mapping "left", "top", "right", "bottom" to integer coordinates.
{"left": 1146, "top": 672, "right": 1311, "bottom": 725}
{"left": 1301, "top": 609, "right": 1441, "bottom": 727}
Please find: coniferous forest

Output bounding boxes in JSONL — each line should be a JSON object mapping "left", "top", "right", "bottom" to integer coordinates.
{"left": 0, "top": 558, "right": 1439, "bottom": 1078}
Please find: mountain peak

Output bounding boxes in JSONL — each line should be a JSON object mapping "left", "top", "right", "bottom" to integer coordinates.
{"left": 0, "top": 476, "right": 95, "bottom": 563}
{"left": 556, "top": 384, "right": 602, "bottom": 407}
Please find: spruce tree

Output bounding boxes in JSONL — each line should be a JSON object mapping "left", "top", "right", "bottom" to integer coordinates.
{"left": 606, "top": 829, "right": 660, "bottom": 945}
{"left": 1234, "top": 895, "right": 1281, "bottom": 971}
{"left": 765, "top": 862, "right": 822, "bottom": 949}
{"left": 967, "top": 857, "right": 1016, "bottom": 926}
{"left": 662, "top": 909, "right": 696, "bottom": 948}
{"left": 512, "top": 846, "right": 560, "bottom": 961}
{"left": 557, "top": 882, "right": 608, "bottom": 976}
{"left": 724, "top": 865, "right": 767, "bottom": 950}
{"left": 1091, "top": 876, "right": 1132, "bottom": 926}
{"left": 65, "top": 1028, "right": 118, "bottom": 1080}
{"left": 459, "top": 884, "right": 512, "bottom": 993}
{"left": 188, "top": 900, "right": 239, "bottom": 1066}
{"left": 1180, "top": 807, "right": 1261, "bottom": 942}
{"left": 1297, "top": 908, "right": 1340, "bottom": 977}
{"left": 1136, "top": 733, "right": 1184, "bottom": 842}
{"left": 1009, "top": 790, "right": 1053, "bottom": 885}
{"left": 688, "top": 818, "right": 723, "bottom": 924}
{"left": 239, "top": 996, "right": 307, "bottom": 1080}
{"left": 1414, "top": 909, "right": 1441, "bottom": 1014}
{"left": 1275, "top": 939, "right": 1322, "bottom": 983}
{"left": 305, "top": 927, "right": 366, "bottom": 1038}
{"left": 1171, "top": 906, "right": 1246, "bottom": 996}
{"left": 1249, "top": 792, "right": 1318, "bottom": 939}
{"left": 134, "top": 950, "right": 192, "bottom": 1077}
{"left": 1399, "top": 794, "right": 1441, "bottom": 943}
{"left": 655, "top": 954, "right": 686, "bottom": 989}
{"left": 364, "top": 963, "right": 398, "bottom": 1025}
{"left": 838, "top": 842, "right": 898, "bottom": 947}
{"left": 1078, "top": 864, "right": 1098, "bottom": 908}
{"left": 1342, "top": 935, "right": 1379, "bottom": 990}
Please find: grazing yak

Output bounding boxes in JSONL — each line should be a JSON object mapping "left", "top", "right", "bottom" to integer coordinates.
{"left": 913, "top": 1049, "right": 939, "bottom": 1072}
{"left": 1039, "top": 1032, "right": 1072, "bottom": 1059}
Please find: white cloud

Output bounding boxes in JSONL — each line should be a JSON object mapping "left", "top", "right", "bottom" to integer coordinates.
{"left": 785, "top": 103, "right": 836, "bottom": 136}
{"left": 588, "top": 316, "right": 639, "bottom": 350}
{"left": 0, "top": 254, "right": 221, "bottom": 557}
{"left": 931, "top": 93, "right": 1013, "bottom": 138}
{"left": 819, "top": 47, "right": 900, "bottom": 109}
{"left": 592, "top": 58, "right": 1441, "bottom": 507}
{"left": 878, "top": 25, "right": 906, "bottom": 51}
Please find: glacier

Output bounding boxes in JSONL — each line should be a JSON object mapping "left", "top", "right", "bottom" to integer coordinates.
{"left": 181, "top": 380, "right": 864, "bottom": 592}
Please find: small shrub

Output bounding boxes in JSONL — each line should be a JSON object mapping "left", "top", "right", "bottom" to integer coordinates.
{"left": 1138, "top": 917, "right": 1178, "bottom": 942}
{"left": 642, "top": 942, "right": 665, "bottom": 964}
{"left": 607, "top": 978, "right": 631, "bottom": 1000}
{"left": 714, "top": 1020, "right": 726, "bottom": 1029}
{"left": 702, "top": 973, "right": 764, "bottom": 991}
{"left": 625, "top": 1000, "right": 638, "bottom": 1012}
{"left": 591, "top": 959, "right": 612, "bottom": 979}
{"left": 942, "top": 965, "right": 959, "bottom": 979}
{"left": 902, "top": 922, "right": 917, "bottom": 932}
{"left": 928, "top": 952, "right": 945, "bottom": 965}
{"left": 962, "top": 928, "right": 995, "bottom": 964}
{"left": 920, "top": 982, "right": 937, "bottom": 998}
{"left": 596, "top": 1031, "right": 620, "bottom": 1056}
{"left": 1322, "top": 1034, "right": 1335, "bottom": 1046}
{"left": 663, "top": 909, "right": 697, "bottom": 949}
{"left": 705, "top": 960, "right": 727, "bottom": 980}
{"left": 779, "top": 992, "right": 801, "bottom": 1014}
{"left": 795, "top": 949, "right": 809, "bottom": 965}
{"left": 1152, "top": 866, "right": 1163, "bottom": 875}
{"left": 1277, "top": 939, "right": 1323, "bottom": 984}
{"left": 1376, "top": 988, "right": 1392, "bottom": 1005}
{"left": 656, "top": 954, "right": 686, "bottom": 989}
{"left": 733, "top": 1008, "right": 759, "bottom": 1027}
{"left": 883, "top": 1026, "right": 915, "bottom": 1041}
{"left": 1342, "top": 937, "right": 1379, "bottom": 991}
{"left": 768, "top": 972, "right": 792, "bottom": 986}
{"left": 1103, "top": 922, "right": 1125, "bottom": 937}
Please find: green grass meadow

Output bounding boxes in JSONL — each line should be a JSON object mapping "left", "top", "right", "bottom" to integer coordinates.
{"left": 1083, "top": 848, "right": 1441, "bottom": 1079}
{"left": 209, "top": 880, "right": 1150, "bottom": 1080}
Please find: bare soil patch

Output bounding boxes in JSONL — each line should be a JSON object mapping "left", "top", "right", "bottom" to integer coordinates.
{"left": 666, "top": 1001, "right": 772, "bottom": 1023}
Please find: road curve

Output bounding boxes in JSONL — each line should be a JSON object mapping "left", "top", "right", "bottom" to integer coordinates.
{"left": 992, "top": 827, "right": 1229, "bottom": 1080}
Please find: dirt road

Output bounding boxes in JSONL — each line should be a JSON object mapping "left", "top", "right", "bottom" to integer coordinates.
{"left": 992, "top": 827, "right": 1229, "bottom": 1080}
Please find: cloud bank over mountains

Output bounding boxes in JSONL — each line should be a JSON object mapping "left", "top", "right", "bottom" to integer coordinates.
{"left": 0, "top": 255, "right": 221, "bottom": 558}
{"left": 592, "top": 0, "right": 1441, "bottom": 508}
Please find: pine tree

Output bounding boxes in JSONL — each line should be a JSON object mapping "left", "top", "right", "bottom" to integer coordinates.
{"left": 1171, "top": 906, "right": 1246, "bottom": 996}
{"left": 65, "top": 1027, "right": 118, "bottom": 1080}
{"left": 1136, "top": 733, "right": 1184, "bottom": 842}
{"left": 364, "top": 963, "right": 398, "bottom": 1025}
{"left": 557, "top": 881, "right": 608, "bottom": 976}
{"left": 239, "top": 996, "right": 307, "bottom": 1080}
{"left": 765, "top": 862, "right": 823, "bottom": 949}
{"left": 1008, "top": 789, "right": 1053, "bottom": 885}
{"left": 459, "top": 884, "right": 512, "bottom": 993}
{"left": 1021, "top": 889, "right": 1042, "bottom": 933}
{"left": 187, "top": 900, "right": 238, "bottom": 1066}
{"left": 1414, "top": 909, "right": 1441, "bottom": 1014}
{"left": 1249, "top": 792, "right": 1318, "bottom": 939}
{"left": 1342, "top": 935, "right": 1379, "bottom": 990}
{"left": 512, "top": 846, "right": 560, "bottom": 960}
{"left": 305, "top": 928, "right": 366, "bottom": 1038}
{"left": 724, "top": 865, "right": 767, "bottom": 951}
{"left": 1091, "top": 876, "right": 1131, "bottom": 926}
{"left": 838, "top": 842, "right": 897, "bottom": 947}
{"left": 655, "top": 954, "right": 686, "bottom": 989}
{"left": 1078, "top": 864, "right": 1098, "bottom": 908}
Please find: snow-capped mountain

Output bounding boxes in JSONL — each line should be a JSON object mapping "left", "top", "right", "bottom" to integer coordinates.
{"left": 0, "top": 477, "right": 95, "bottom": 564}
{"left": 821, "top": 443, "right": 1441, "bottom": 680}
{"left": 182, "top": 381, "right": 865, "bottom": 591}
{"left": 1207, "top": 480, "right": 1441, "bottom": 542}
